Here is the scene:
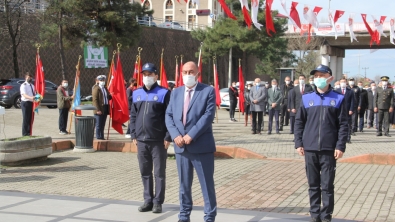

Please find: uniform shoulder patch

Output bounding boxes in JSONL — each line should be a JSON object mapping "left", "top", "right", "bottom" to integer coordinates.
{"left": 330, "top": 99, "right": 336, "bottom": 107}
{"left": 309, "top": 100, "right": 314, "bottom": 106}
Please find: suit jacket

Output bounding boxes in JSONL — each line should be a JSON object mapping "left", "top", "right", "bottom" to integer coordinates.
{"left": 56, "top": 86, "right": 72, "bottom": 109}
{"left": 288, "top": 89, "right": 295, "bottom": 116}
{"left": 350, "top": 86, "right": 361, "bottom": 109}
{"left": 165, "top": 83, "right": 216, "bottom": 154}
{"left": 267, "top": 87, "right": 283, "bottom": 110}
{"left": 289, "top": 84, "right": 313, "bottom": 113}
{"left": 92, "top": 85, "right": 112, "bottom": 114}
{"left": 336, "top": 87, "right": 354, "bottom": 112}
{"left": 367, "top": 89, "right": 375, "bottom": 110}
{"left": 280, "top": 84, "right": 293, "bottom": 104}
{"left": 359, "top": 89, "right": 368, "bottom": 111}
{"left": 249, "top": 85, "right": 266, "bottom": 112}
{"left": 374, "top": 87, "right": 394, "bottom": 110}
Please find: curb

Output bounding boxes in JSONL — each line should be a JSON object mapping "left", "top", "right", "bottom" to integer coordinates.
{"left": 339, "top": 153, "right": 395, "bottom": 165}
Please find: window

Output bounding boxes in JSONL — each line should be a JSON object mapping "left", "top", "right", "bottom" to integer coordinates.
{"left": 143, "top": 0, "right": 150, "bottom": 9}
{"left": 165, "top": 16, "right": 173, "bottom": 22}
{"left": 188, "top": 0, "right": 196, "bottom": 9}
{"left": 213, "top": 1, "right": 217, "bottom": 10}
{"left": 165, "top": 0, "right": 173, "bottom": 9}
{"left": 188, "top": 15, "right": 196, "bottom": 23}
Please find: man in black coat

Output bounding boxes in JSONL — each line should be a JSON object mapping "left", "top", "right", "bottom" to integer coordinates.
{"left": 336, "top": 78, "right": 355, "bottom": 143}
{"left": 348, "top": 78, "right": 361, "bottom": 134}
{"left": 367, "top": 82, "right": 377, "bottom": 129}
{"left": 228, "top": 81, "right": 239, "bottom": 122}
{"left": 280, "top": 76, "right": 293, "bottom": 131}
{"left": 357, "top": 81, "right": 369, "bottom": 132}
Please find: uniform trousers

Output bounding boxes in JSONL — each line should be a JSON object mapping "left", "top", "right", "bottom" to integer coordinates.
{"left": 280, "top": 102, "right": 289, "bottom": 126}
{"left": 21, "top": 101, "right": 33, "bottom": 136}
{"left": 268, "top": 109, "right": 280, "bottom": 132}
{"left": 58, "top": 108, "right": 69, "bottom": 132}
{"left": 137, "top": 140, "right": 167, "bottom": 205}
{"left": 94, "top": 104, "right": 109, "bottom": 139}
{"left": 377, "top": 109, "right": 390, "bottom": 134}
{"left": 305, "top": 150, "right": 336, "bottom": 220}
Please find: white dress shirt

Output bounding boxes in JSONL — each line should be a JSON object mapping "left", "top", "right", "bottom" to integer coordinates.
{"left": 20, "top": 81, "right": 35, "bottom": 102}
{"left": 184, "top": 83, "right": 198, "bottom": 101}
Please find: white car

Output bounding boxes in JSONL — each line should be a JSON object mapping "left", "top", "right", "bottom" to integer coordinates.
{"left": 158, "top": 22, "right": 184, "bottom": 30}
{"left": 219, "top": 87, "right": 239, "bottom": 111}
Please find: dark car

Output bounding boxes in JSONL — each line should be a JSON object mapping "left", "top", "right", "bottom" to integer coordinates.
{"left": 0, "top": 78, "right": 72, "bottom": 109}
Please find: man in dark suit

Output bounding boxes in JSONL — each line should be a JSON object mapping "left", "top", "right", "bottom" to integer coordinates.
{"left": 336, "top": 78, "right": 355, "bottom": 143}
{"left": 267, "top": 79, "right": 283, "bottom": 134}
{"left": 228, "top": 81, "right": 239, "bottom": 122}
{"left": 249, "top": 78, "right": 267, "bottom": 134}
{"left": 289, "top": 74, "right": 313, "bottom": 135}
{"left": 374, "top": 76, "right": 394, "bottom": 137}
{"left": 367, "top": 82, "right": 377, "bottom": 129}
{"left": 92, "top": 75, "right": 112, "bottom": 140}
{"left": 165, "top": 61, "right": 217, "bottom": 222}
{"left": 280, "top": 76, "right": 293, "bottom": 131}
{"left": 348, "top": 78, "right": 361, "bottom": 134}
{"left": 357, "top": 81, "right": 369, "bottom": 132}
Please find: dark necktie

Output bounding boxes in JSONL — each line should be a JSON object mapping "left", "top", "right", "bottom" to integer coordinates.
{"left": 183, "top": 89, "right": 193, "bottom": 126}
{"left": 102, "top": 87, "right": 107, "bottom": 105}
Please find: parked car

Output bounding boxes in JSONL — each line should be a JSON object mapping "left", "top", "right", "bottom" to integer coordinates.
{"left": 157, "top": 21, "right": 184, "bottom": 30}
{"left": 0, "top": 78, "right": 72, "bottom": 109}
{"left": 137, "top": 16, "right": 157, "bottom": 27}
{"left": 219, "top": 87, "right": 239, "bottom": 111}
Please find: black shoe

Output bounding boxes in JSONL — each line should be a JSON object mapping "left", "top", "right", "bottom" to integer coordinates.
{"left": 347, "top": 140, "right": 352, "bottom": 144}
{"left": 267, "top": 131, "right": 271, "bottom": 135}
{"left": 351, "top": 132, "right": 356, "bottom": 136}
{"left": 252, "top": 131, "right": 256, "bottom": 134}
{"left": 279, "top": 127, "right": 283, "bottom": 131}
{"left": 292, "top": 139, "right": 295, "bottom": 142}
{"left": 290, "top": 132, "right": 294, "bottom": 134}
{"left": 322, "top": 219, "right": 331, "bottom": 222}
{"left": 385, "top": 133, "right": 392, "bottom": 137}
{"left": 152, "top": 204, "right": 162, "bottom": 213}
{"left": 276, "top": 132, "right": 281, "bottom": 134}
{"left": 122, "top": 124, "right": 127, "bottom": 127}
{"left": 138, "top": 203, "right": 153, "bottom": 212}
{"left": 310, "top": 217, "right": 322, "bottom": 222}
{"left": 377, "top": 133, "right": 383, "bottom": 136}
{"left": 257, "top": 131, "right": 261, "bottom": 135}
{"left": 284, "top": 124, "right": 289, "bottom": 126}
{"left": 359, "top": 129, "right": 363, "bottom": 132}
{"left": 178, "top": 220, "right": 190, "bottom": 222}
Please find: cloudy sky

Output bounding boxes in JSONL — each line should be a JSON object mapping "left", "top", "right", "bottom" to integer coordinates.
{"left": 271, "top": 0, "right": 395, "bottom": 81}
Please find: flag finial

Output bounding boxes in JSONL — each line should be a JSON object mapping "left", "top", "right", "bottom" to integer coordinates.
{"left": 175, "top": 55, "right": 178, "bottom": 63}
{"left": 35, "top": 43, "right": 41, "bottom": 53}
{"left": 117, "top": 43, "right": 122, "bottom": 53}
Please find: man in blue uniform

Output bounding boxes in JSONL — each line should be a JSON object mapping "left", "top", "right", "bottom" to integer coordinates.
{"left": 130, "top": 63, "right": 171, "bottom": 214}
{"left": 295, "top": 65, "right": 348, "bottom": 222}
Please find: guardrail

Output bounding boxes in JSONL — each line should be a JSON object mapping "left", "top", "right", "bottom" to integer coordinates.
{"left": 137, "top": 16, "right": 211, "bottom": 31}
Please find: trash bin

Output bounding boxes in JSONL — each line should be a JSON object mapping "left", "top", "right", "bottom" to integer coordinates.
{"left": 73, "top": 105, "right": 96, "bottom": 153}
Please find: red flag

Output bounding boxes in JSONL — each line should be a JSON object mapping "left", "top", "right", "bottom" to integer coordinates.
{"left": 333, "top": 10, "right": 345, "bottom": 23}
{"left": 213, "top": 62, "right": 221, "bottom": 107}
{"left": 178, "top": 57, "right": 184, "bottom": 86}
{"left": 198, "top": 45, "right": 203, "bottom": 82}
{"left": 31, "top": 52, "right": 45, "bottom": 135}
{"left": 238, "top": 62, "right": 245, "bottom": 113}
{"left": 290, "top": 2, "right": 301, "bottom": 30}
{"left": 265, "top": 0, "right": 276, "bottom": 36}
{"left": 184, "top": 0, "right": 187, "bottom": 3}
{"left": 361, "top": 14, "right": 379, "bottom": 46}
{"left": 108, "top": 53, "right": 129, "bottom": 135}
{"left": 160, "top": 54, "right": 169, "bottom": 88}
{"left": 218, "top": 0, "right": 237, "bottom": 20}
{"left": 242, "top": 6, "right": 252, "bottom": 28}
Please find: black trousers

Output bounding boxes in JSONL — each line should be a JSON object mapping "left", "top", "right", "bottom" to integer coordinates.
{"left": 229, "top": 100, "right": 237, "bottom": 119}
{"left": 280, "top": 102, "right": 289, "bottom": 126}
{"left": 58, "top": 108, "right": 69, "bottom": 132}
{"left": 289, "top": 115, "right": 295, "bottom": 133}
{"left": 378, "top": 109, "right": 390, "bottom": 134}
{"left": 21, "top": 101, "right": 33, "bottom": 136}
{"left": 351, "top": 111, "right": 358, "bottom": 132}
{"left": 358, "top": 109, "right": 366, "bottom": 131}
{"left": 137, "top": 140, "right": 167, "bottom": 205}
{"left": 251, "top": 111, "right": 263, "bottom": 132}
{"left": 268, "top": 109, "right": 280, "bottom": 132}
{"left": 305, "top": 151, "right": 336, "bottom": 220}
{"left": 94, "top": 105, "right": 109, "bottom": 139}
{"left": 347, "top": 115, "right": 352, "bottom": 141}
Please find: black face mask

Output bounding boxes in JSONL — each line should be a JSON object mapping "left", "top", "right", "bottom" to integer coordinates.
{"left": 27, "top": 78, "right": 32, "bottom": 83}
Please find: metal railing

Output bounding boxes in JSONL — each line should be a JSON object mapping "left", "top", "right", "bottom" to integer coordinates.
{"left": 137, "top": 16, "right": 211, "bottom": 31}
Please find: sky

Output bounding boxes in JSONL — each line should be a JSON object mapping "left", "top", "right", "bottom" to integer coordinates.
{"left": 271, "top": 0, "right": 395, "bottom": 81}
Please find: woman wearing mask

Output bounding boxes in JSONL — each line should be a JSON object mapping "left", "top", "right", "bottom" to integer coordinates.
{"left": 244, "top": 84, "right": 253, "bottom": 126}
{"left": 57, "top": 80, "right": 74, "bottom": 135}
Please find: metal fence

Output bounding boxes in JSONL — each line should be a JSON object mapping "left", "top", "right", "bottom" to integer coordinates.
{"left": 137, "top": 16, "right": 210, "bottom": 31}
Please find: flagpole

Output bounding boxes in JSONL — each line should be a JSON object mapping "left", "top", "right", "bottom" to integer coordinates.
{"left": 137, "top": 47, "right": 142, "bottom": 86}
{"left": 160, "top": 48, "right": 164, "bottom": 85}
{"left": 67, "top": 55, "right": 82, "bottom": 134}
{"left": 213, "top": 56, "right": 218, "bottom": 124}
{"left": 238, "top": 58, "right": 241, "bottom": 122}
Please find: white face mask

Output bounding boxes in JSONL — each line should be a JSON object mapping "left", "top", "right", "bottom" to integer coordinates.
{"left": 358, "top": 86, "right": 363, "bottom": 89}
{"left": 99, "top": 81, "right": 105, "bottom": 87}
{"left": 255, "top": 82, "right": 261, "bottom": 86}
{"left": 371, "top": 86, "right": 376, "bottom": 91}
{"left": 143, "top": 76, "right": 156, "bottom": 88}
{"left": 272, "top": 85, "right": 277, "bottom": 88}
{"left": 294, "top": 84, "right": 299, "bottom": 87}
{"left": 247, "top": 87, "right": 251, "bottom": 90}
{"left": 309, "top": 81, "right": 314, "bottom": 85}
{"left": 265, "top": 84, "right": 269, "bottom": 87}
{"left": 340, "top": 82, "right": 347, "bottom": 88}
{"left": 62, "top": 83, "right": 68, "bottom": 88}
{"left": 299, "top": 80, "right": 305, "bottom": 85}
{"left": 183, "top": 75, "right": 197, "bottom": 87}
{"left": 382, "top": 81, "right": 388, "bottom": 86}
{"left": 285, "top": 80, "right": 290, "bottom": 85}
{"left": 349, "top": 81, "right": 354, "bottom": 86}
{"left": 232, "top": 84, "right": 236, "bottom": 87}
{"left": 335, "top": 85, "right": 340, "bottom": 89}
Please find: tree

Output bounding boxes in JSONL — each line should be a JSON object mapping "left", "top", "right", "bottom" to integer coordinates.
{"left": 192, "top": 1, "right": 294, "bottom": 79}
{"left": 287, "top": 36, "right": 322, "bottom": 77}
{"left": 1, "top": 0, "right": 26, "bottom": 78}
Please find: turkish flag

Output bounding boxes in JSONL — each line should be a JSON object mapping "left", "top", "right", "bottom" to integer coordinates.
{"left": 218, "top": 0, "right": 237, "bottom": 20}
{"left": 361, "top": 14, "right": 379, "bottom": 46}
{"left": 34, "top": 52, "right": 45, "bottom": 111}
{"left": 333, "top": 10, "right": 345, "bottom": 23}
{"left": 238, "top": 64, "right": 245, "bottom": 113}
{"left": 109, "top": 53, "right": 129, "bottom": 135}
{"left": 160, "top": 56, "right": 169, "bottom": 88}
{"left": 265, "top": 0, "right": 276, "bottom": 36}
{"left": 290, "top": 1, "right": 301, "bottom": 30}
{"left": 242, "top": 6, "right": 252, "bottom": 28}
{"left": 213, "top": 63, "right": 221, "bottom": 107}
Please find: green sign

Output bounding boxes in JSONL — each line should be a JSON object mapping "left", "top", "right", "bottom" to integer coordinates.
{"left": 84, "top": 46, "right": 108, "bottom": 68}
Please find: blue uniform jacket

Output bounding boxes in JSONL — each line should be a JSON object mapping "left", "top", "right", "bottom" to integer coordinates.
{"left": 130, "top": 83, "right": 171, "bottom": 142}
{"left": 294, "top": 86, "right": 348, "bottom": 152}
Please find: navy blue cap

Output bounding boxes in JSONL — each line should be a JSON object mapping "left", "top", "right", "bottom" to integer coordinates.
{"left": 141, "top": 63, "right": 157, "bottom": 73}
{"left": 310, "top": 64, "right": 332, "bottom": 76}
